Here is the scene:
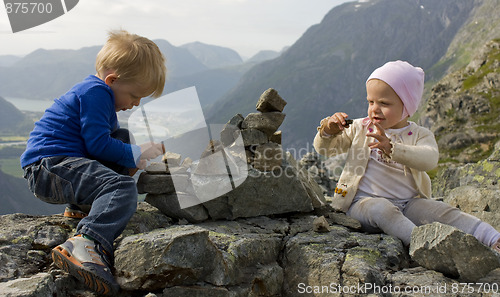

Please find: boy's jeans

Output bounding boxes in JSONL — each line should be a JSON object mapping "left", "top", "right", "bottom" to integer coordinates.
{"left": 22, "top": 130, "right": 137, "bottom": 255}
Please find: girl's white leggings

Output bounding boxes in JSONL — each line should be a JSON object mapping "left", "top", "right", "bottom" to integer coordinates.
{"left": 347, "top": 194, "right": 500, "bottom": 246}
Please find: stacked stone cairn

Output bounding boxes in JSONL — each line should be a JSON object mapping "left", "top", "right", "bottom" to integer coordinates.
{"left": 138, "top": 88, "right": 327, "bottom": 223}
{"left": 221, "top": 88, "right": 286, "bottom": 172}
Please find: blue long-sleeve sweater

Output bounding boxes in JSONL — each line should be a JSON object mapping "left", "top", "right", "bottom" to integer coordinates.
{"left": 21, "top": 75, "right": 140, "bottom": 168}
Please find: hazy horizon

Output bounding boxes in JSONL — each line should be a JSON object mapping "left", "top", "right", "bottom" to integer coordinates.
{"left": 0, "top": 0, "right": 353, "bottom": 58}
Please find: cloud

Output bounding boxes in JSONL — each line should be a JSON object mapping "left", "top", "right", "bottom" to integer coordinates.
{"left": 0, "top": 0, "right": 348, "bottom": 57}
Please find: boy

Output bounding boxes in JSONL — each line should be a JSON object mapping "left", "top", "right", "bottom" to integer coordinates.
{"left": 20, "top": 30, "right": 166, "bottom": 295}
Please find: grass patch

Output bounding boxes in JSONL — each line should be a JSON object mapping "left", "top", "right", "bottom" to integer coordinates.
{"left": 0, "top": 136, "right": 28, "bottom": 142}
{"left": 426, "top": 167, "right": 439, "bottom": 180}
{"left": 461, "top": 43, "right": 500, "bottom": 92}
{"left": 0, "top": 158, "right": 24, "bottom": 178}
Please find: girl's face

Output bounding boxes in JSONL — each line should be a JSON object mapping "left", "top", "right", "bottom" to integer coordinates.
{"left": 366, "top": 79, "right": 408, "bottom": 129}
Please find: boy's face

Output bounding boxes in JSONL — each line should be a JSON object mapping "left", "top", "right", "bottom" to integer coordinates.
{"left": 106, "top": 75, "right": 150, "bottom": 112}
{"left": 366, "top": 79, "right": 407, "bottom": 129}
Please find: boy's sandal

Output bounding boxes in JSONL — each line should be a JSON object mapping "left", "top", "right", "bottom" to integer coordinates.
{"left": 52, "top": 235, "right": 119, "bottom": 295}
{"left": 63, "top": 206, "right": 88, "bottom": 219}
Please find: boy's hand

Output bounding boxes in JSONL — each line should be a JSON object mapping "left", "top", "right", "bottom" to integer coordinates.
{"left": 366, "top": 122, "right": 392, "bottom": 156}
{"left": 323, "top": 112, "right": 350, "bottom": 135}
{"left": 139, "top": 142, "right": 165, "bottom": 161}
{"left": 136, "top": 159, "right": 147, "bottom": 170}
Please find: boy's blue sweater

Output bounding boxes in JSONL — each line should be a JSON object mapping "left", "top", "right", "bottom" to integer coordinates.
{"left": 21, "top": 75, "right": 140, "bottom": 169}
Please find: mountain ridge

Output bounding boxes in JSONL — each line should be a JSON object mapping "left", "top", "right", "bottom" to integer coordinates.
{"left": 0, "top": 96, "right": 33, "bottom": 135}
{"left": 180, "top": 41, "right": 243, "bottom": 69}
{"left": 206, "top": 0, "right": 488, "bottom": 149}
{"left": 0, "top": 40, "right": 258, "bottom": 105}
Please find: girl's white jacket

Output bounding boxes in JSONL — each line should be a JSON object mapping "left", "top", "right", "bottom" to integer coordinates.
{"left": 313, "top": 118, "right": 439, "bottom": 212}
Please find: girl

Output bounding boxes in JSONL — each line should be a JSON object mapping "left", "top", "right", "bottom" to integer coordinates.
{"left": 313, "top": 60, "right": 500, "bottom": 252}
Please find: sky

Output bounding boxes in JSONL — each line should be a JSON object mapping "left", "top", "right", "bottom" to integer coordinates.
{"left": 0, "top": 0, "right": 352, "bottom": 59}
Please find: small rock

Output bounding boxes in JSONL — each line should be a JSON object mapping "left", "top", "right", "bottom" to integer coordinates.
{"left": 256, "top": 88, "right": 287, "bottom": 112}
{"left": 313, "top": 216, "right": 331, "bottom": 233}
{"left": 269, "top": 131, "right": 282, "bottom": 144}
{"left": 239, "top": 128, "right": 268, "bottom": 146}
{"left": 220, "top": 114, "right": 244, "bottom": 146}
{"left": 326, "top": 212, "right": 362, "bottom": 230}
{"left": 241, "top": 112, "right": 285, "bottom": 137}
{"left": 144, "top": 162, "right": 169, "bottom": 174}
{"left": 162, "top": 151, "right": 182, "bottom": 167}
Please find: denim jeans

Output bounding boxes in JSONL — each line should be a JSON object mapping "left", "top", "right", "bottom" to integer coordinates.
{"left": 22, "top": 129, "right": 137, "bottom": 255}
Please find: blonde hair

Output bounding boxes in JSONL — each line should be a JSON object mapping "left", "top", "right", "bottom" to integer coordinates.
{"left": 96, "top": 30, "right": 166, "bottom": 98}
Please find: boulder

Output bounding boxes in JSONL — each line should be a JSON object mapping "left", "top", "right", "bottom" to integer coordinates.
{"left": 137, "top": 172, "right": 189, "bottom": 194}
{"left": 0, "top": 273, "right": 55, "bottom": 297}
{"left": 283, "top": 216, "right": 409, "bottom": 297}
{"left": 202, "top": 166, "right": 323, "bottom": 220}
{"left": 410, "top": 222, "right": 500, "bottom": 282}
{"left": 114, "top": 226, "right": 227, "bottom": 291}
{"left": 444, "top": 186, "right": 500, "bottom": 230}
{"left": 145, "top": 193, "right": 209, "bottom": 223}
{"left": 252, "top": 143, "right": 283, "bottom": 172}
{"left": 3, "top": 206, "right": 500, "bottom": 296}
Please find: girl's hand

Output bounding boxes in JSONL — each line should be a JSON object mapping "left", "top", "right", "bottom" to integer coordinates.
{"left": 366, "top": 122, "right": 392, "bottom": 156}
{"left": 324, "top": 112, "right": 350, "bottom": 135}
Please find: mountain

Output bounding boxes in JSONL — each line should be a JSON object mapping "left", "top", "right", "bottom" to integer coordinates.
{"left": 181, "top": 41, "right": 243, "bottom": 69}
{"left": 0, "top": 41, "right": 248, "bottom": 107}
{"left": 426, "top": 0, "right": 500, "bottom": 78}
{"left": 164, "top": 66, "right": 250, "bottom": 108}
{"left": 0, "top": 55, "right": 22, "bottom": 67}
{"left": 153, "top": 39, "right": 208, "bottom": 77}
{"left": 0, "top": 47, "right": 99, "bottom": 100}
{"left": 246, "top": 50, "right": 281, "bottom": 64}
{"left": 206, "top": 0, "right": 491, "bottom": 149}
{"left": 421, "top": 39, "right": 500, "bottom": 164}
{"left": 0, "top": 96, "right": 33, "bottom": 135}
{"left": 0, "top": 167, "right": 64, "bottom": 215}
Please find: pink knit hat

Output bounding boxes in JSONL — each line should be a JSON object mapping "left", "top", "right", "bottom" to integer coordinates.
{"left": 367, "top": 60, "right": 425, "bottom": 119}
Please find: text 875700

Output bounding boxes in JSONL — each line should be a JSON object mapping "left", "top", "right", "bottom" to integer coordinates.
{"left": 5, "top": 2, "right": 53, "bottom": 14}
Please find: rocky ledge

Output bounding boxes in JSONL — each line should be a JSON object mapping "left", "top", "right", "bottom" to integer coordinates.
{"left": 1, "top": 87, "right": 500, "bottom": 296}
{"left": 1, "top": 202, "right": 499, "bottom": 297}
